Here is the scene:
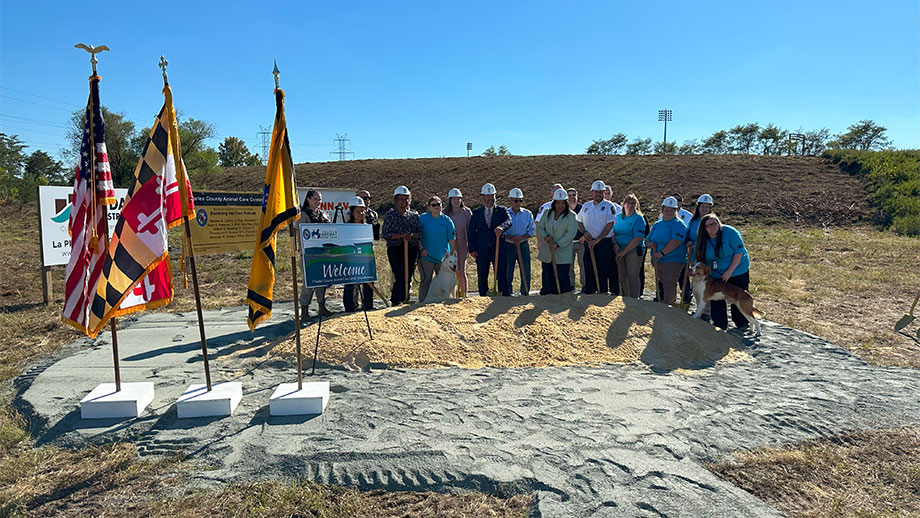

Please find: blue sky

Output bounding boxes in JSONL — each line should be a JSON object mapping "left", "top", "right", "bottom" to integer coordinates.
{"left": 2, "top": 0, "right": 918, "bottom": 164}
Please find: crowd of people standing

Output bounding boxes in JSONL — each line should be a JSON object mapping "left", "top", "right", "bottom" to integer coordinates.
{"left": 299, "top": 180, "right": 753, "bottom": 333}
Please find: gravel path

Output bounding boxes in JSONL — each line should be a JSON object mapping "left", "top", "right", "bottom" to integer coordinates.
{"left": 15, "top": 303, "right": 920, "bottom": 517}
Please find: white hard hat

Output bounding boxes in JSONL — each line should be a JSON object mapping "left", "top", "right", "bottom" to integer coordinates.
{"left": 552, "top": 189, "right": 567, "bottom": 201}
{"left": 394, "top": 185, "right": 411, "bottom": 196}
{"left": 448, "top": 188, "right": 462, "bottom": 198}
{"left": 349, "top": 196, "right": 365, "bottom": 208}
{"left": 481, "top": 183, "right": 497, "bottom": 195}
{"left": 697, "top": 194, "right": 713, "bottom": 204}
{"left": 662, "top": 196, "right": 679, "bottom": 209}
{"left": 509, "top": 187, "right": 524, "bottom": 199}
{"left": 591, "top": 180, "right": 606, "bottom": 191}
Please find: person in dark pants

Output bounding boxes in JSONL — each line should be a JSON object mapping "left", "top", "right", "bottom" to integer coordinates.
{"left": 299, "top": 189, "right": 332, "bottom": 318}
{"left": 537, "top": 189, "right": 578, "bottom": 294}
{"left": 694, "top": 213, "right": 752, "bottom": 330}
{"left": 343, "top": 196, "right": 374, "bottom": 312}
{"left": 381, "top": 186, "right": 421, "bottom": 305}
{"left": 467, "top": 183, "right": 510, "bottom": 296}
{"left": 576, "top": 180, "right": 617, "bottom": 294}
{"left": 683, "top": 193, "right": 714, "bottom": 309}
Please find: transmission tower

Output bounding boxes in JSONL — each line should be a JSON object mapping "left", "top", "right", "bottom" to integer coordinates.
{"left": 330, "top": 133, "right": 355, "bottom": 160}
{"left": 257, "top": 126, "right": 271, "bottom": 165}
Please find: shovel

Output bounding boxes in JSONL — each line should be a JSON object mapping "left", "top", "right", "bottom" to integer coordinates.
{"left": 616, "top": 250, "right": 627, "bottom": 298}
{"left": 514, "top": 240, "right": 528, "bottom": 295}
{"left": 894, "top": 288, "right": 920, "bottom": 334}
{"left": 489, "top": 233, "right": 500, "bottom": 295}
{"left": 403, "top": 236, "right": 410, "bottom": 304}
{"left": 587, "top": 238, "right": 601, "bottom": 294}
{"left": 550, "top": 244, "right": 562, "bottom": 295}
{"left": 677, "top": 258, "right": 691, "bottom": 311}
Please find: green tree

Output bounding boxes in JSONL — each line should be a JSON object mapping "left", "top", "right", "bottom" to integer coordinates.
{"left": 702, "top": 130, "right": 730, "bottom": 154}
{"left": 0, "top": 133, "right": 26, "bottom": 201}
{"left": 497, "top": 145, "right": 511, "bottom": 156}
{"left": 67, "top": 106, "right": 139, "bottom": 187}
{"left": 218, "top": 136, "right": 260, "bottom": 167}
{"left": 653, "top": 140, "right": 677, "bottom": 154}
{"left": 19, "top": 150, "right": 66, "bottom": 203}
{"left": 136, "top": 116, "right": 219, "bottom": 181}
{"left": 728, "top": 123, "right": 760, "bottom": 153}
{"left": 677, "top": 139, "right": 701, "bottom": 155}
{"left": 625, "top": 137, "right": 652, "bottom": 155}
{"left": 586, "top": 133, "right": 628, "bottom": 155}
{"left": 482, "top": 145, "right": 511, "bottom": 157}
{"left": 758, "top": 124, "right": 787, "bottom": 155}
{"left": 829, "top": 120, "right": 892, "bottom": 151}
{"left": 803, "top": 128, "right": 830, "bottom": 156}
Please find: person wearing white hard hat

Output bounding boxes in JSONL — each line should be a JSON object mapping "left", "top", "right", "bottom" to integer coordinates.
{"left": 683, "top": 194, "right": 715, "bottom": 308}
{"left": 444, "top": 188, "right": 473, "bottom": 297}
{"left": 417, "top": 196, "right": 457, "bottom": 302}
{"left": 534, "top": 183, "right": 564, "bottom": 256}
{"left": 576, "top": 180, "right": 617, "bottom": 294}
{"left": 356, "top": 190, "right": 380, "bottom": 240}
{"left": 467, "top": 183, "right": 510, "bottom": 296}
{"left": 499, "top": 188, "right": 536, "bottom": 296}
{"left": 646, "top": 196, "right": 688, "bottom": 305}
{"left": 381, "top": 185, "right": 421, "bottom": 305}
{"left": 343, "top": 196, "right": 374, "bottom": 312}
{"left": 299, "top": 189, "right": 333, "bottom": 318}
{"left": 656, "top": 193, "right": 693, "bottom": 226}
{"left": 536, "top": 188, "right": 578, "bottom": 294}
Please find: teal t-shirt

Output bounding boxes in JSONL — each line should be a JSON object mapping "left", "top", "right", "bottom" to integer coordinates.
{"left": 614, "top": 212, "right": 646, "bottom": 251}
{"left": 419, "top": 212, "right": 456, "bottom": 263}
{"left": 687, "top": 218, "right": 702, "bottom": 245}
{"left": 646, "top": 217, "right": 687, "bottom": 263}
{"left": 700, "top": 224, "right": 750, "bottom": 278}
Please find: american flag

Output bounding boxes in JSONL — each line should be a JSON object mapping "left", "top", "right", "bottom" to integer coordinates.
{"left": 61, "top": 75, "right": 116, "bottom": 336}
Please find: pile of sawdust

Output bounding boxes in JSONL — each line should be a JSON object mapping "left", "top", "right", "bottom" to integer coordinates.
{"left": 274, "top": 295, "right": 750, "bottom": 372}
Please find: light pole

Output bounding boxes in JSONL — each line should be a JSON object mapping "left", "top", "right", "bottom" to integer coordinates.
{"left": 466, "top": 142, "right": 472, "bottom": 157}
{"left": 658, "top": 109, "right": 672, "bottom": 144}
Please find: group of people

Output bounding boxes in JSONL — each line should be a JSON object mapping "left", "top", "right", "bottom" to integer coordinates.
{"left": 298, "top": 181, "right": 753, "bottom": 333}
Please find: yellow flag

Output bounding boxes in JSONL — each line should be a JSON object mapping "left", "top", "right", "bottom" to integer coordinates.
{"left": 246, "top": 88, "right": 299, "bottom": 331}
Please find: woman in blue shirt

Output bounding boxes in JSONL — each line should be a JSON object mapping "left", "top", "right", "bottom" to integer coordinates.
{"left": 683, "top": 193, "right": 714, "bottom": 305}
{"left": 418, "top": 196, "right": 456, "bottom": 302}
{"left": 646, "top": 197, "right": 688, "bottom": 305}
{"left": 613, "top": 194, "right": 647, "bottom": 298}
{"left": 694, "top": 214, "right": 752, "bottom": 331}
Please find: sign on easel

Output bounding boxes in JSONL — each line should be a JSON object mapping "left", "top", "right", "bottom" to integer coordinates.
{"left": 299, "top": 223, "right": 377, "bottom": 288}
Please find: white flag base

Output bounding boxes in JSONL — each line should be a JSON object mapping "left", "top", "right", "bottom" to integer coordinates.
{"left": 80, "top": 382, "right": 155, "bottom": 419}
{"left": 269, "top": 381, "right": 329, "bottom": 416}
{"left": 176, "top": 382, "right": 242, "bottom": 418}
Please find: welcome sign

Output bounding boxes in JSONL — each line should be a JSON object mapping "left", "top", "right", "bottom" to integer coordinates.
{"left": 299, "top": 223, "right": 377, "bottom": 288}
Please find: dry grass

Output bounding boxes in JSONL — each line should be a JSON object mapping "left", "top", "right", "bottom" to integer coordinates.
{"left": 710, "top": 427, "right": 920, "bottom": 518}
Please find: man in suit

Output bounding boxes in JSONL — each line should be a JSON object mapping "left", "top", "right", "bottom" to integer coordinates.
{"left": 467, "top": 183, "right": 510, "bottom": 296}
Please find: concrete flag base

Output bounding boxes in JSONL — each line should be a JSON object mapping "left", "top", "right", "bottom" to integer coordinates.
{"left": 269, "top": 381, "right": 329, "bottom": 416}
{"left": 80, "top": 382, "right": 155, "bottom": 419}
{"left": 176, "top": 382, "right": 242, "bottom": 418}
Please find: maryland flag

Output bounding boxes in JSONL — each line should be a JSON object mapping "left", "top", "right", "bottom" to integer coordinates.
{"left": 61, "top": 74, "right": 117, "bottom": 335}
{"left": 246, "top": 88, "right": 299, "bottom": 331}
{"left": 86, "top": 84, "right": 194, "bottom": 337}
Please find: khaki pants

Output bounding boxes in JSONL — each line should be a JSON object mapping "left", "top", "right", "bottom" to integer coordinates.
{"left": 655, "top": 261, "right": 684, "bottom": 305}
{"left": 570, "top": 240, "right": 586, "bottom": 288}
{"left": 620, "top": 250, "right": 643, "bottom": 298}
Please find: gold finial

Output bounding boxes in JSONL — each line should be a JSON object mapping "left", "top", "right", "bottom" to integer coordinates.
{"left": 158, "top": 55, "right": 169, "bottom": 85}
{"left": 273, "top": 60, "right": 280, "bottom": 90}
{"left": 74, "top": 43, "right": 110, "bottom": 75}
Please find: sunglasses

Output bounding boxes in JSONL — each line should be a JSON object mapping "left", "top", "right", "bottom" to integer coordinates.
{"left": 430, "top": 202, "right": 441, "bottom": 207}
{"left": 511, "top": 199, "right": 522, "bottom": 203}
{"left": 705, "top": 221, "right": 719, "bottom": 227}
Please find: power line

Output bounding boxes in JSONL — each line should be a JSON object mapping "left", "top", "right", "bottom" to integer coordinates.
{"left": 0, "top": 94, "right": 77, "bottom": 112}
{"left": 0, "top": 86, "right": 82, "bottom": 107}
{"left": 0, "top": 113, "right": 70, "bottom": 129}
{"left": 330, "top": 133, "right": 354, "bottom": 161}
{"left": 0, "top": 124, "right": 68, "bottom": 138}
{"left": 257, "top": 126, "right": 271, "bottom": 165}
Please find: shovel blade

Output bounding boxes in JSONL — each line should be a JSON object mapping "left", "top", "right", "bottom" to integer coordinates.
{"left": 894, "top": 314, "right": 915, "bottom": 332}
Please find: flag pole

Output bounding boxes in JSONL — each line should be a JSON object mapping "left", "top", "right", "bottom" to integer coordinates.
{"left": 160, "top": 55, "right": 212, "bottom": 392}
{"left": 81, "top": 44, "right": 121, "bottom": 392}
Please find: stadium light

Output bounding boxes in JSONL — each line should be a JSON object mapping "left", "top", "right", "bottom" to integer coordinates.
{"left": 658, "top": 109, "right": 672, "bottom": 144}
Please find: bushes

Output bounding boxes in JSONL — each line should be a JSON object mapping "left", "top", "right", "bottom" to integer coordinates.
{"left": 826, "top": 149, "right": 920, "bottom": 236}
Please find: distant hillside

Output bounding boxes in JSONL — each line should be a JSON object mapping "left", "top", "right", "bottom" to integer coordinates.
{"left": 215, "top": 154, "right": 869, "bottom": 226}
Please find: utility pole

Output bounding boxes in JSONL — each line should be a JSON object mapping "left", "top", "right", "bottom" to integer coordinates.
{"left": 658, "top": 109, "right": 672, "bottom": 144}
{"left": 257, "top": 126, "right": 271, "bottom": 165}
{"left": 330, "top": 133, "right": 354, "bottom": 161}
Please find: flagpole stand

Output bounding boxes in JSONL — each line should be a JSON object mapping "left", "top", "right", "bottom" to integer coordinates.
{"left": 266, "top": 63, "right": 328, "bottom": 417}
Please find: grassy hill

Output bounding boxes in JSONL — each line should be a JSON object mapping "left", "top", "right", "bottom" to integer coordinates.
{"left": 213, "top": 154, "right": 869, "bottom": 226}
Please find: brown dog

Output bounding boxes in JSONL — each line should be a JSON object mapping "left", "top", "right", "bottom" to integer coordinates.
{"left": 690, "top": 262, "right": 764, "bottom": 336}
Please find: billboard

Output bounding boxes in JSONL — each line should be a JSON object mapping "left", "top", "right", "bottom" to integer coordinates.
{"left": 299, "top": 223, "right": 377, "bottom": 288}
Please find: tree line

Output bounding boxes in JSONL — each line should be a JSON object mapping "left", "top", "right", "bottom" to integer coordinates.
{"left": 586, "top": 120, "right": 894, "bottom": 156}
{"left": 0, "top": 106, "right": 263, "bottom": 203}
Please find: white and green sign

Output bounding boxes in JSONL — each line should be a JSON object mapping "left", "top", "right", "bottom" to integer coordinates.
{"left": 299, "top": 223, "right": 377, "bottom": 288}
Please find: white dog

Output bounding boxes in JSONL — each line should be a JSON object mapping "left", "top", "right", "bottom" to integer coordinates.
{"left": 423, "top": 253, "right": 458, "bottom": 303}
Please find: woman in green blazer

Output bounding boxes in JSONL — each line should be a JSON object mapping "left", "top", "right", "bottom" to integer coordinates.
{"left": 536, "top": 189, "right": 578, "bottom": 294}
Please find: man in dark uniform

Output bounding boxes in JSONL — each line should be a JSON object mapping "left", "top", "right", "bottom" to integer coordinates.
{"left": 467, "top": 183, "right": 510, "bottom": 297}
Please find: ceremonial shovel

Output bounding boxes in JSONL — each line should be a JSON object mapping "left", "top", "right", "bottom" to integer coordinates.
{"left": 550, "top": 243, "right": 562, "bottom": 295}
{"left": 894, "top": 288, "right": 920, "bottom": 337}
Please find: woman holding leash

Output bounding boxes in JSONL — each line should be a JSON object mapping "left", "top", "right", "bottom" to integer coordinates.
{"left": 613, "top": 194, "right": 646, "bottom": 298}
{"left": 536, "top": 189, "right": 578, "bottom": 294}
{"left": 646, "top": 196, "right": 688, "bottom": 305}
{"left": 683, "top": 194, "right": 714, "bottom": 307}
{"left": 694, "top": 213, "right": 752, "bottom": 331}
{"left": 445, "top": 188, "right": 473, "bottom": 298}
{"left": 343, "top": 196, "right": 375, "bottom": 313}
{"left": 381, "top": 186, "right": 421, "bottom": 305}
{"left": 418, "top": 196, "right": 457, "bottom": 303}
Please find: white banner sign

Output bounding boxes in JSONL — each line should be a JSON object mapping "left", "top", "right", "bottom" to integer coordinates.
{"left": 297, "top": 188, "right": 357, "bottom": 222}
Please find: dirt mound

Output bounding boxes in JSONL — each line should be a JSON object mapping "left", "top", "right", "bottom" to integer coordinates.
{"left": 274, "top": 295, "right": 750, "bottom": 372}
{"left": 218, "top": 154, "right": 868, "bottom": 226}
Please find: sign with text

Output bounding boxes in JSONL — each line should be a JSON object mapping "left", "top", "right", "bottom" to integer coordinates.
{"left": 39, "top": 185, "right": 127, "bottom": 267}
{"left": 299, "top": 223, "right": 377, "bottom": 288}
{"left": 297, "top": 188, "right": 356, "bottom": 222}
{"left": 187, "top": 191, "right": 263, "bottom": 255}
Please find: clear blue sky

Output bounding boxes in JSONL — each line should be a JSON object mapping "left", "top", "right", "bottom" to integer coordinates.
{"left": 2, "top": 0, "right": 918, "bottom": 164}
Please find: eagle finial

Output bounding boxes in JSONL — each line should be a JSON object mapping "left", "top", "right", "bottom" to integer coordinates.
{"left": 74, "top": 43, "right": 110, "bottom": 75}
